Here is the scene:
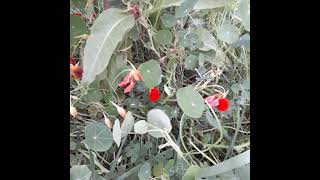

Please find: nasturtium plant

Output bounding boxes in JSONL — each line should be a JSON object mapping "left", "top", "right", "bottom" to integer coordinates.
{"left": 70, "top": 0, "right": 250, "bottom": 178}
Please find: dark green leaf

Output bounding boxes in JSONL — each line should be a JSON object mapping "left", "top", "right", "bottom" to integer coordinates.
{"left": 156, "top": 30, "right": 173, "bottom": 45}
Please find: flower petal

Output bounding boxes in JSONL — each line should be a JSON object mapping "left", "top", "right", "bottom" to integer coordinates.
{"left": 118, "top": 73, "right": 132, "bottom": 87}
{"left": 205, "top": 95, "right": 217, "bottom": 104}
{"left": 209, "top": 99, "right": 219, "bottom": 108}
{"left": 149, "top": 87, "right": 160, "bottom": 102}
{"left": 72, "top": 65, "right": 83, "bottom": 79}
{"left": 133, "top": 69, "right": 142, "bottom": 81}
{"left": 124, "top": 80, "right": 136, "bottom": 93}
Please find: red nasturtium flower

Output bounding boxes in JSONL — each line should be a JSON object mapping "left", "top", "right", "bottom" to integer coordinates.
{"left": 70, "top": 63, "right": 83, "bottom": 79}
{"left": 70, "top": 56, "right": 83, "bottom": 80}
{"left": 149, "top": 87, "right": 160, "bottom": 102}
{"left": 205, "top": 94, "right": 229, "bottom": 112}
{"left": 118, "top": 65, "right": 141, "bottom": 93}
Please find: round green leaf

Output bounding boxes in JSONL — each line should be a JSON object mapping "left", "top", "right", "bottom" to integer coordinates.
{"left": 156, "top": 30, "right": 173, "bottom": 45}
{"left": 139, "top": 60, "right": 162, "bottom": 88}
{"left": 176, "top": 86, "right": 205, "bottom": 118}
{"left": 134, "top": 120, "right": 148, "bottom": 134}
{"left": 217, "top": 23, "right": 240, "bottom": 44}
{"left": 184, "top": 54, "right": 199, "bottom": 70}
{"left": 138, "top": 162, "right": 152, "bottom": 180}
{"left": 70, "top": 165, "right": 91, "bottom": 180}
{"left": 161, "top": 14, "right": 177, "bottom": 28}
{"left": 84, "top": 122, "right": 113, "bottom": 152}
{"left": 147, "top": 109, "right": 172, "bottom": 138}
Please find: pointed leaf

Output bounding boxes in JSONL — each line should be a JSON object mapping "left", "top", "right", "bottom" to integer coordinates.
{"left": 176, "top": 86, "right": 205, "bottom": 118}
{"left": 121, "top": 111, "right": 135, "bottom": 138}
{"left": 113, "top": 119, "right": 122, "bottom": 147}
{"left": 82, "top": 8, "right": 135, "bottom": 85}
{"left": 195, "top": 150, "right": 250, "bottom": 179}
{"left": 84, "top": 122, "right": 113, "bottom": 152}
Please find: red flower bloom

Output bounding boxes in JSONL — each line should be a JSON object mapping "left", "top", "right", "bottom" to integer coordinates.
{"left": 118, "top": 67, "right": 141, "bottom": 93}
{"left": 205, "top": 95, "right": 229, "bottom": 112}
{"left": 70, "top": 63, "right": 83, "bottom": 79}
{"left": 217, "top": 98, "right": 229, "bottom": 112}
{"left": 149, "top": 87, "right": 160, "bottom": 102}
